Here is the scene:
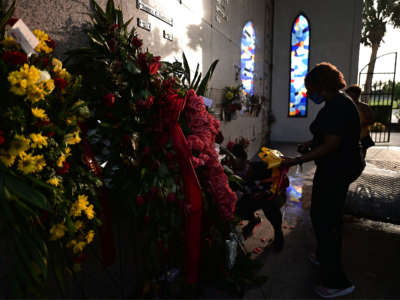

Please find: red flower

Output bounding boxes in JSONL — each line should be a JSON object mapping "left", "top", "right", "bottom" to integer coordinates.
{"left": 131, "top": 36, "right": 143, "bottom": 48}
{"left": 2, "top": 50, "right": 27, "bottom": 65}
{"left": 144, "top": 215, "right": 151, "bottom": 224}
{"left": 56, "top": 161, "right": 70, "bottom": 175}
{"left": 0, "top": 131, "right": 5, "bottom": 145}
{"left": 149, "top": 56, "right": 161, "bottom": 75}
{"left": 72, "top": 251, "right": 88, "bottom": 263}
{"left": 143, "top": 146, "right": 151, "bottom": 156}
{"left": 138, "top": 53, "right": 161, "bottom": 75}
{"left": 108, "top": 39, "right": 116, "bottom": 53}
{"left": 226, "top": 141, "right": 235, "bottom": 152}
{"left": 151, "top": 160, "right": 160, "bottom": 171}
{"left": 136, "top": 195, "right": 145, "bottom": 206}
{"left": 167, "top": 193, "right": 176, "bottom": 203}
{"left": 110, "top": 24, "right": 119, "bottom": 31}
{"left": 165, "top": 151, "right": 175, "bottom": 161}
{"left": 151, "top": 186, "right": 158, "bottom": 198}
{"left": 46, "top": 131, "right": 55, "bottom": 137}
{"left": 104, "top": 93, "right": 116, "bottom": 107}
{"left": 7, "top": 18, "right": 18, "bottom": 26}
{"left": 54, "top": 78, "right": 68, "bottom": 90}
{"left": 46, "top": 38, "right": 55, "bottom": 50}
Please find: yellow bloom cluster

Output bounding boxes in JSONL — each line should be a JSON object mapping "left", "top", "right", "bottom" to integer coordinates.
{"left": 70, "top": 195, "right": 95, "bottom": 220}
{"left": 52, "top": 58, "right": 71, "bottom": 82}
{"left": 1, "top": 35, "right": 18, "bottom": 48}
{"left": 31, "top": 107, "right": 50, "bottom": 121}
{"left": 0, "top": 150, "right": 16, "bottom": 167}
{"left": 8, "top": 134, "right": 30, "bottom": 156}
{"left": 64, "top": 130, "right": 81, "bottom": 145}
{"left": 49, "top": 223, "right": 67, "bottom": 240}
{"left": 8, "top": 64, "right": 54, "bottom": 103}
{"left": 30, "top": 133, "right": 48, "bottom": 149}
{"left": 66, "top": 230, "right": 95, "bottom": 254}
{"left": 33, "top": 29, "right": 53, "bottom": 54}
{"left": 47, "top": 177, "right": 61, "bottom": 187}
{"left": 57, "top": 147, "right": 71, "bottom": 168}
{"left": 67, "top": 240, "right": 86, "bottom": 254}
{"left": 17, "top": 152, "right": 46, "bottom": 174}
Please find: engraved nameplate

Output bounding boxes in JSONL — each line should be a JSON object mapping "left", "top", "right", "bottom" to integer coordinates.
{"left": 137, "top": 18, "right": 151, "bottom": 31}
{"left": 163, "top": 30, "right": 173, "bottom": 41}
{"left": 137, "top": 0, "right": 173, "bottom": 27}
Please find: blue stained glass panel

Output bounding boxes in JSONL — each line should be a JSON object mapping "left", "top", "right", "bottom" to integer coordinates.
{"left": 241, "top": 21, "right": 256, "bottom": 95}
{"left": 289, "top": 14, "right": 309, "bottom": 117}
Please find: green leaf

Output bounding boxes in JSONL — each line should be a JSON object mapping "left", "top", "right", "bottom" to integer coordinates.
{"left": 190, "top": 63, "right": 200, "bottom": 89}
{"left": 197, "top": 59, "right": 219, "bottom": 96}
{"left": 182, "top": 52, "right": 191, "bottom": 86}
{"left": 193, "top": 71, "right": 202, "bottom": 91}
{"left": 106, "top": 0, "right": 116, "bottom": 21}
{"left": 0, "top": 0, "right": 15, "bottom": 33}
{"left": 4, "top": 174, "right": 51, "bottom": 211}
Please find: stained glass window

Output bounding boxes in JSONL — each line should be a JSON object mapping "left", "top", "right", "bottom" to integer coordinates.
{"left": 241, "top": 21, "right": 256, "bottom": 95}
{"left": 289, "top": 14, "right": 310, "bottom": 117}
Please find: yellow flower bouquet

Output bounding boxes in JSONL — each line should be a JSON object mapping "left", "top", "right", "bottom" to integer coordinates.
{"left": 0, "top": 2, "right": 101, "bottom": 295}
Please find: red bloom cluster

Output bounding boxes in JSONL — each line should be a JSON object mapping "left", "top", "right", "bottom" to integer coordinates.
{"left": 0, "top": 130, "right": 5, "bottom": 145}
{"left": 54, "top": 78, "right": 68, "bottom": 90}
{"left": 131, "top": 36, "right": 143, "bottom": 49}
{"left": 138, "top": 52, "right": 161, "bottom": 75}
{"left": 185, "top": 90, "right": 237, "bottom": 221}
{"left": 2, "top": 50, "right": 27, "bottom": 65}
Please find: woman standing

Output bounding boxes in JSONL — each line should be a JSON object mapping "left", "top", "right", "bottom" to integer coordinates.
{"left": 282, "top": 62, "right": 365, "bottom": 298}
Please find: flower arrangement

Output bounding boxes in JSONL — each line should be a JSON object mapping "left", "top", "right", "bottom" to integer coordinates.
{"left": 0, "top": 3, "right": 100, "bottom": 295}
{"left": 222, "top": 84, "right": 243, "bottom": 121}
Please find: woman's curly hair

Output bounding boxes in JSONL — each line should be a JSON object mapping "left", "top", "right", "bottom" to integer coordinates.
{"left": 305, "top": 62, "right": 347, "bottom": 93}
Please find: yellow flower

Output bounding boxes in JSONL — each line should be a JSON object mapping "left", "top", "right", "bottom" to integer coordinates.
{"left": 86, "top": 230, "right": 95, "bottom": 244}
{"left": 0, "top": 150, "right": 16, "bottom": 167}
{"left": 30, "top": 133, "right": 48, "bottom": 149}
{"left": 17, "top": 152, "right": 46, "bottom": 174}
{"left": 64, "top": 130, "right": 81, "bottom": 145}
{"left": 8, "top": 134, "right": 30, "bottom": 156}
{"left": 31, "top": 107, "right": 49, "bottom": 121}
{"left": 225, "top": 91, "right": 234, "bottom": 100}
{"left": 70, "top": 194, "right": 89, "bottom": 217}
{"left": 52, "top": 58, "right": 63, "bottom": 73}
{"left": 66, "top": 116, "right": 76, "bottom": 125}
{"left": 51, "top": 58, "right": 71, "bottom": 82}
{"left": 49, "top": 223, "right": 67, "bottom": 240}
{"left": 66, "top": 240, "right": 86, "bottom": 254}
{"left": 47, "top": 177, "right": 61, "bottom": 187}
{"left": 1, "top": 36, "right": 18, "bottom": 48}
{"left": 8, "top": 64, "right": 40, "bottom": 97}
{"left": 56, "top": 148, "right": 72, "bottom": 167}
{"left": 85, "top": 204, "right": 95, "bottom": 220}
{"left": 33, "top": 29, "right": 53, "bottom": 54}
{"left": 74, "top": 220, "right": 84, "bottom": 231}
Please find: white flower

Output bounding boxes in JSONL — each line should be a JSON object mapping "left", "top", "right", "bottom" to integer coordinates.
{"left": 39, "top": 70, "right": 51, "bottom": 82}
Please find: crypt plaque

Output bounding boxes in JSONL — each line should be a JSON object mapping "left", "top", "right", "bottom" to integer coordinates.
{"left": 136, "top": 0, "right": 173, "bottom": 27}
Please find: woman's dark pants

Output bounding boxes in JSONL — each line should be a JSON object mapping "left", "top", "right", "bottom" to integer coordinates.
{"left": 310, "top": 167, "right": 357, "bottom": 289}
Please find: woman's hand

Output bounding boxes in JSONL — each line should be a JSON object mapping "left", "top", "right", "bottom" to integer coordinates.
{"left": 280, "top": 157, "right": 300, "bottom": 168}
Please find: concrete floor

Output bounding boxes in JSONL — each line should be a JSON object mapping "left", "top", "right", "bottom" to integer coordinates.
{"left": 242, "top": 134, "right": 400, "bottom": 299}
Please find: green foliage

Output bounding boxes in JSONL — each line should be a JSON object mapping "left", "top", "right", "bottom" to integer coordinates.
{"left": 361, "top": 0, "right": 400, "bottom": 46}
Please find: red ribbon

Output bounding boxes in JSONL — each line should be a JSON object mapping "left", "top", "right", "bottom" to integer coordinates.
{"left": 165, "top": 94, "right": 202, "bottom": 284}
{"left": 80, "top": 129, "right": 116, "bottom": 267}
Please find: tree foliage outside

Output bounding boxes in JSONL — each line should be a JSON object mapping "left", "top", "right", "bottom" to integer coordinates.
{"left": 361, "top": 0, "right": 400, "bottom": 94}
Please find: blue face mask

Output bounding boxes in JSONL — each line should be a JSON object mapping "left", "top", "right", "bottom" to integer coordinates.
{"left": 309, "top": 92, "right": 324, "bottom": 104}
